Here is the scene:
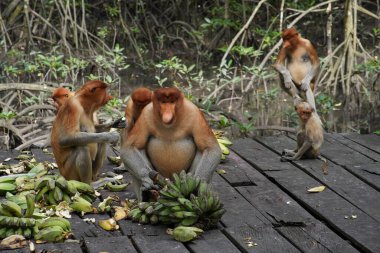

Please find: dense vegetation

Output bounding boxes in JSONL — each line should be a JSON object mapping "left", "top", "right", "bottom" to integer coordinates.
{"left": 0, "top": 0, "right": 379, "bottom": 144}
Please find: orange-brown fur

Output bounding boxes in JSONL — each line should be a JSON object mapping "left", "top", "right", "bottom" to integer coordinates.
{"left": 52, "top": 87, "right": 74, "bottom": 110}
{"left": 124, "top": 87, "right": 152, "bottom": 130}
{"left": 51, "top": 80, "right": 118, "bottom": 183}
{"left": 274, "top": 27, "right": 320, "bottom": 111}
{"left": 121, "top": 87, "right": 221, "bottom": 201}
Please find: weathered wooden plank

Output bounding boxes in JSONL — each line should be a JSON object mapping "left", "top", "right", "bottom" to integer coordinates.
{"left": 70, "top": 213, "right": 122, "bottom": 239}
{"left": 258, "top": 135, "right": 380, "bottom": 222}
{"left": 35, "top": 242, "right": 83, "bottom": 253}
{"left": 327, "top": 133, "right": 380, "bottom": 162}
{"left": 187, "top": 229, "right": 241, "bottom": 253}
{"left": 211, "top": 174, "right": 302, "bottom": 252}
{"left": 132, "top": 234, "right": 190, "bottom": 253}
{"left": 119, "top": 219, "right": 189, "bottom": 252}
{"left": 341, "top": 133, "right": 380, "bottom": 154}
{"left": 224, "top": 225, "right": 300, "bottom": 253}
{"left": 223, "top": 152, "right": 358, "bottom": 253}
{"left": 345, "top": 163, "right": 380, "bottom": 191}
{"left": 320, "top": 134, "right": 374, "bottom": 166}
{"left": 84, "top": 236, "right": 137, "bottom": 253}
{"left": 232, "top": 138, "right": 380, "bottom": 253}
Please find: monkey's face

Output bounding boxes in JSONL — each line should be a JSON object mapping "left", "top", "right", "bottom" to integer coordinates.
{"left": 52, "top": 87, "right": 72, "bottom": 109}
{"left": 298, "top": 109, "right": 312, "bottom": 123}
{"left": 153, "top": 87, "right": 183, "bottom": 125}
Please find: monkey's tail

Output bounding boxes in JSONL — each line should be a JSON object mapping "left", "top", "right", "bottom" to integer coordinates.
{"left": 318, "top": 155, "right": 328, "bottom": 175}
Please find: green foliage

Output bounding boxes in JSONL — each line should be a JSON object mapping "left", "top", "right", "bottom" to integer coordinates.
{"left": 286, "top": 1, "right": 316, "bottom": 10}
{"left": 0, "top": 112, "right": 17, "bottom": 120}
{"left": 260, "top": 88, "right": 280, "bottom": 103}
{"left": 218, "top": 115, "right": 231, "bottom": 128}
{"left": 357, "top": 59, "right": 380, "bottom": 73}
{"left": 374, "top": 130, "right": 380, "bottom": 135}
{"left": 316, "top": 93, "right": 335, "bottom": 114}
{"left": 235, "top": 121, "right": 255, "bottom": 133}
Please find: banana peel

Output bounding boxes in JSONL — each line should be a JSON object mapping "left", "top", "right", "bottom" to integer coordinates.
{"left": 98, "top": 218, "right": 119, "bottom": 231}
{"left": 113, "top": 206, "right": 127, "bottom": 221}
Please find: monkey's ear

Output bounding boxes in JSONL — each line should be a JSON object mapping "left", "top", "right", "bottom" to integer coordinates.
{"left": 311, "top": 107, "right": 315, "bottom": 112}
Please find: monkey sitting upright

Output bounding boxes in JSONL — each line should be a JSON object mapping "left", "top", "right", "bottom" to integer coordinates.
{"left": 281, "top": 101, "right": 328, "bottom": 174}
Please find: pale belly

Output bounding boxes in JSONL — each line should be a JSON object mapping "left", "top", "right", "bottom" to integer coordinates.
{"left": 288, "top": 61, "right": 312, "bottom": 85}
{"left": 147, "top": 137, "right": 196, "bottom": 178}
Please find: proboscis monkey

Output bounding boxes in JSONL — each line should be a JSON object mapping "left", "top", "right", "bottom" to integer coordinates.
{"left": 281, "top": 101, "right": 328, "bottom": 174}
{"left": 274, "top": 27, "right": 320, "bottom": 113}
{"left": 113, "top": 87, "right": 152, "bottom": 173}
{"left": 51, "top": 87, "right": 74, "bottom": 110}
{"left": 124, "top": 87, "right": 152, "bottom": 130}
{"left": 120, "top": 87, "right": 221, "bottom": 201}
{"left": 51, "top": 80, "right": 119, "bottom": 183}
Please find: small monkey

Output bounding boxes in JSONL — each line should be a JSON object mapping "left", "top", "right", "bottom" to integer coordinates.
{"left": 281, "top": 101, "right": 327, "bottom": 174}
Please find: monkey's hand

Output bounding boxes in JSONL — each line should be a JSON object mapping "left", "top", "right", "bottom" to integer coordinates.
{"left": 108, "top": 131, "right": 120, "bottom": 143}
{"left": 141, "top": 176, "right": 159, "bottom": 191}
{"left": 284, "top": 80, "right": 293, "bottom": 89}
{"left": 300, "top": 78, "right": 311, "bottom": 91}
{"left": 282, "top": 149, "right": 296, "bottom": 157}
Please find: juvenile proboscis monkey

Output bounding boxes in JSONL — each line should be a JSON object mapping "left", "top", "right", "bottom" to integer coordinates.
{"left": 120, "top": 87, "right": 221, "bottom": 201}
{"left": 51, "top": 87, "right": 74, "bottom": 110}
{"left": 274, "top": 27, "right": 320, "bottom": 114}
{"left": 281, "top": 101, "right": 328, "bottom": 174}
{"left": 51, "top": 80, "right": 119, "bottom": 183}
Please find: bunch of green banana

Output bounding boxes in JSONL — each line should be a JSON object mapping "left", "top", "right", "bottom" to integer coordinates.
{"left": 213, "top": 129, "right": 233, "bottom": 160}
{"left": 34, "top": 217, "right": 71, "bottom": 242}
{"left": 128, "top": 171, "right": 225, "bottom": 229}
{"left": 0, "top": 176, "right": 17, "bottom": 196}
{"left": 127, "top": 201, "right": 160, "bottom": 225}
{"left": 0, "top": 195, "right": 42, "bottom": 239}
{"left": 35, "top": 175, "right": 96, "bottom": 206}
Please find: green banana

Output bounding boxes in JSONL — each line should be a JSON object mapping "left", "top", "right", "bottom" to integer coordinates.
{"left": 149, "top": 214, "right": 159, "bottom": 225}
{"left": 5, "top": 227, "right": 15, "bottom": 238}
{"left": 56, "top": 176, "right": 68, "bottom": 190}
{"left": 0, "top": 227, "right": 7, "bottom": 239}
{"left": 48, "top": 190, "right": 57, "bottom": 205}
{"left": 106, "top": 182, "right": 129, "bottom": 192}
{"left": 34, "top": 226, "right": 66, "bottom": 242}
{"left": 38, "top": 217, "right": 71, "bottom": 232}
{"left": 0, "top": 182, "right": 17, "bottom": 192}
{"left": 1, "top": 200, "right": 23, "bottom": 217}
{"left": 68, "top": 180, "right": 94, "bottom": 194}
{"left": 23, "top": 227, "right": 32, "bottom": 238}
{"left": 180, "top": 217, "right": 198, "bottom": 226}
{"left": 139, "top": 214, "right": 149, "bottom": 224}
{"left": 53, "top": 187, "right": 63, "bottom": 202}
{"left": 35, "top": 185, "right": 49, "bottom": 202}
{"left": 70, "top": 195, "right": 93, "bottom": 213}
{"left": 24, "top": 194, "right": 35, "bottom": 218}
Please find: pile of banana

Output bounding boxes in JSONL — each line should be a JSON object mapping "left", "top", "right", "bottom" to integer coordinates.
{"left": 35, "top": 175, "right": 96, "bottom": 209}
{"left": 213, "top": 130, "right": 233, "bottom": 160}
{"left": 34, "top": 217, "right": 71, "bottom": 242}
{"left": 0, "top": 195, "right": 39, "bottom": 239}
{"left": 128, "top": 171, "right": 225, "bottom": 229}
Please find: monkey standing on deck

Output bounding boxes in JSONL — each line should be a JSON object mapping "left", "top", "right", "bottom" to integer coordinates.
{"left": 281, "top": 102, "right": 328, "bottom": 174}
{"left": 274, "top": 27, "right": 320, "bottom": 116}
{"left": 51, "top": 80, "right": 119, "bottom": 183}
{"left": 120, "top": 87, "right": 221, "bottom": 201}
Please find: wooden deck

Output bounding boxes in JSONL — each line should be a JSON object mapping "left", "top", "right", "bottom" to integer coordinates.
{"left": 2, "top": 133, "right": 380, "bottom": 253}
